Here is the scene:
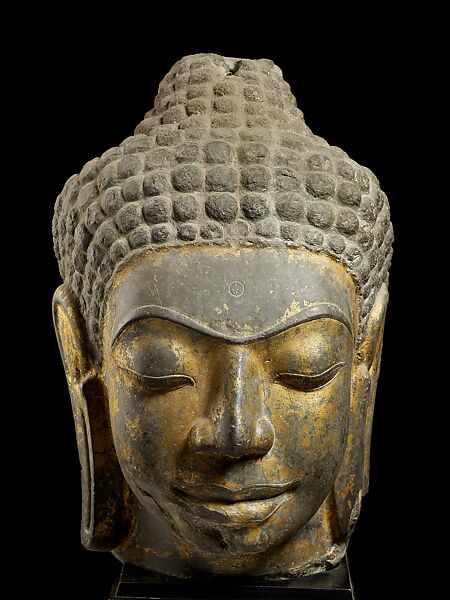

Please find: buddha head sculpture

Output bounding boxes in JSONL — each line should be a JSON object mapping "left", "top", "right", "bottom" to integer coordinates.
{"left": 52, "top": 54, "right": 392, "bottom": 578}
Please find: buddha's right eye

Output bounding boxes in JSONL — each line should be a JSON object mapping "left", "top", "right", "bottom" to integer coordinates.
{"left": 118, "top": 364, "right": 195, "bottom": 392}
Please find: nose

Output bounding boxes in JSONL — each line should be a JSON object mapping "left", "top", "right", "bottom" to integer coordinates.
{"left": 188, "top": 347, "right": 274, "bottom": 460}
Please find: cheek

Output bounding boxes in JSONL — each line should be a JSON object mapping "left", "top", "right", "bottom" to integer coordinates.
{"left": 107, "top": 371, "right": 201, "bottom": 485}
{"left": 268, "top": 370, "right": 351, "bottom": 470}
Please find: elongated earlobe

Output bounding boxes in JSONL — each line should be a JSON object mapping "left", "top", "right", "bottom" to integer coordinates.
{"left": 360, "top": 284, "right": 389, "bottom": 493}
{"left": 53, "top": 284, "right": 129, "bottom": 550}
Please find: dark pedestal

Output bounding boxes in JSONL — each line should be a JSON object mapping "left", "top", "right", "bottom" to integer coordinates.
{"left": 109, "top": 559, "right": 354, "bottom": 599}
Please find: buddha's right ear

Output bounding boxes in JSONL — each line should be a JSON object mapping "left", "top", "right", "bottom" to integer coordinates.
{"left": 52, "top": 284, "right": 128, "bottom": 551}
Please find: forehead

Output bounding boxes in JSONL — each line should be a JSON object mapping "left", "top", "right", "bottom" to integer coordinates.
{"left": 105, "top": 246, "right": 357, "bottom": 344}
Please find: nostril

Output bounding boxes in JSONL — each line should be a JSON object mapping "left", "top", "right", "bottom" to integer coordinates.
{"left": 254, "top": 417, "right": 275, "bottom": 454}
{"left": 188, "top": 417, "right": 216, "bottom": 453}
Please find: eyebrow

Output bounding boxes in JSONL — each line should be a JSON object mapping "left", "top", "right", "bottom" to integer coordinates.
{"left": 111, "top": 302, "right": 353, "bottom": 347}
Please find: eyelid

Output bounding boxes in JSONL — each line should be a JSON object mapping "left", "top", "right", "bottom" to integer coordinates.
{"left": 277, "top": 361, "right": 346, "bottom": 392}
{"left": 118, "top": 365, "right": 195, "bottom": 390}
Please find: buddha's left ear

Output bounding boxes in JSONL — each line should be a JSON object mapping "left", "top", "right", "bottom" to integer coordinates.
{"left": 358, "top": 283, "right": 389, "bottom": 493}
{"left": 53, "top": 284, "right": 128, "bottom": 551}
{"left": 332, "top": 284, "right": 388, "bottom": 536}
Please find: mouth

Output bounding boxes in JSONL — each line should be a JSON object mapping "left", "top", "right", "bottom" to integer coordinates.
{"left": 172, "top": 479, "right": 299, "bottom": 527}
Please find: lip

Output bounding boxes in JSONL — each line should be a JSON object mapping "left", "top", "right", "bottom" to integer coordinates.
{"left": 172, "top": 479, "right": 299, "bottom": 527}
{"left": 172, "top": 478, "right": 300, "bottom": 502}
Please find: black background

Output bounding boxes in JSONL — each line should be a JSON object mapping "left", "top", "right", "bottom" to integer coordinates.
{"left": 14, "top": 13, "right": 433, "bottom": 600}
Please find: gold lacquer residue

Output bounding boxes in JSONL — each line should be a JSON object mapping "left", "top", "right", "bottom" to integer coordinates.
{"left": 142, "top": 547, "right": 173, "bottom": 558}
{"left": 279, "top": 298, "right": 302, "bottom": 322}
{"left": 125, "top": 416, "right": 141, "bottom": 440}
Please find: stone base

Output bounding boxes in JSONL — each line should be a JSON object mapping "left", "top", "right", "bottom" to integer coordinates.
{"left": 109, "top": 558, "right": 354, "bottom": 599}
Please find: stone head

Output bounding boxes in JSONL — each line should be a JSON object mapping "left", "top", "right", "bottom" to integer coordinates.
{"left": 52, "top": 54, "right": 392, "bottom": 577}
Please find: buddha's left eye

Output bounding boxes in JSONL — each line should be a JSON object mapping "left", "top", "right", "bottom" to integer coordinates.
{"left": 277, "top": 362, "right": 345, "bottom": 392}
{"left": 119, "top": 365, "right": 195, "bottom": 392}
